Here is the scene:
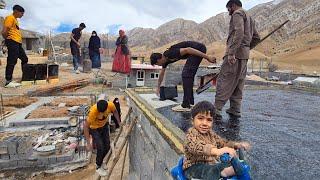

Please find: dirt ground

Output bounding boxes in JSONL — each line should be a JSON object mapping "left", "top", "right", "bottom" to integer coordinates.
{"left": 0, "top": 106, "right": 16, "bottom": 115}
{"left": 2, "top": 96, "right": 38, "bottom": 108}
{"left": 0, "top": 56, "right": 118, "bottom": 95}
{"left": 49, "top": 97, "right": 91, "bottom": 107}
{"left": 27, "top": 106, "right": 69, "bottom": 119}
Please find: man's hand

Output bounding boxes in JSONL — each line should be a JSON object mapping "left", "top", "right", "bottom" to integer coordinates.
{"left": 235, "top": 142, "right": 251, "bottom": 151}
{"left": 208, "top": 56, "right": 217, "bottom": 63}
{"left": 77, "top": 42, "right": 81, "bottom": 48}
{"left": 228, "top": 55, "right": 236, "bottom": 65}
{"left": 86, "top": 142, "right": 92, "bottom": 152}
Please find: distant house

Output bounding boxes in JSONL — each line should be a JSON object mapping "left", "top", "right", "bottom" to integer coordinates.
{"left": 0, "top": 17, "right": 45, "bottom": 53}
{"left": 128, "top": 63, "right": 162, "bottom": 87}
{"left": 292, "top": 77, "right": 320, "bottom": 88}
{"left": 20, "top": 29, "right": 45, "bottom": 52}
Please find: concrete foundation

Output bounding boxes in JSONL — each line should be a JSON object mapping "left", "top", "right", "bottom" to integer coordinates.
{"left": 126, "top": 89, "right": 184, "bottom": 180}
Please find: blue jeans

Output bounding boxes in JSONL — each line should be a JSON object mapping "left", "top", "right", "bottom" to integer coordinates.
{"left": 184, "top": 163, "right": 230, "bottom": 180}
{"left": 73, "top": 55, "right": 80, "bottom": 70}
{"left": 90, "top": 52, "right": 101, "bottom": 69}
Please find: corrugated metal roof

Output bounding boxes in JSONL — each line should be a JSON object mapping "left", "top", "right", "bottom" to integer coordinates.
{"left": 293, "top": 77, "right": 320, "bottom": 83}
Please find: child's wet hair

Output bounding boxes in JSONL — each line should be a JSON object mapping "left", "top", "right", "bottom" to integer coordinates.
{"left": 191, "top": 101, "right": 215, "bottom": 119}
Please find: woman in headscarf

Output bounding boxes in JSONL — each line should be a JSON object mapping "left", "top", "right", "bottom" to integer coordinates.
{"left": 88, "top": 31, "right": 101, "bottom": 69}
{"left": 112, "top": 29, "right": 131, "bottom": 74}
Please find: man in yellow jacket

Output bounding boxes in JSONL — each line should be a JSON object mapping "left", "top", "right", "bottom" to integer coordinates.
{"left": 2, "top": 5, "right": 28, "bottom": 88}
{"left": 84, "top": 99, "right": 121, "bottom": 176}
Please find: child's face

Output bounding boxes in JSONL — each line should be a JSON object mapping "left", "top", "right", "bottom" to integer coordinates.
{"left": 193, "top": 112, "right": 213, "bottom": 134}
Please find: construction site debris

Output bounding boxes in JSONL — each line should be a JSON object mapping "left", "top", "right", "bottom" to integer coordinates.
{"left": 27, "top": 79, "right": 91, "bottom": 96}
{"left": 35, "top": 145, "right": 56, "bottom": 156}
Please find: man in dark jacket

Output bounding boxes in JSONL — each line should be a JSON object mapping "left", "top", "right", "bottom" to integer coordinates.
{"left": 215, "top": 0, "right": 260, "bottom": 118}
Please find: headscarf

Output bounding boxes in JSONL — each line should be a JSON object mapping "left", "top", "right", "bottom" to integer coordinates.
{"left": 119, "top": 29, "right": 125, "bottom": 38}
{"left": 89, "top": 31, "right": 101, "bottom": 53}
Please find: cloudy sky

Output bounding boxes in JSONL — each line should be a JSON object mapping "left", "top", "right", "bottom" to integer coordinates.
{"left": 0, "top": 0, "right": 273, "bottom": 35}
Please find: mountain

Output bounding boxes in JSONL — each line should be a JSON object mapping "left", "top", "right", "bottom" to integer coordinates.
{"left": 127, "top": 0, "right": 320, "bottom": 57}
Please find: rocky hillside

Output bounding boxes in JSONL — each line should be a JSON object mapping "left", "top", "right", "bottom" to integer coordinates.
{"left": 127, "top": 0, "right": 320, "bottom": 55}
{"left": 51, "top": 33, "right": 117, "bottom": 49}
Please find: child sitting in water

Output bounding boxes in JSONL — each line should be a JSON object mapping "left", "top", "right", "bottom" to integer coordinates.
{"left": 183, "top": 101, "right": 250, "bottom": 180}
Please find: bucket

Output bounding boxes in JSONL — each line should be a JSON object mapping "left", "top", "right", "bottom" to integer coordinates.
{"left": 48, "top": 64, "right": 59, "bottom": 79}
{"left": 22, "top": 64, "right": 36, "bottom": 81}
{"left": 35, "top": 64, "right": 48, "bottom": 80}
{"left": 83, "top": 59, "right": 92, "bottom": 73}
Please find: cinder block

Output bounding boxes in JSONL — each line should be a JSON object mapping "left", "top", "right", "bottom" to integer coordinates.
{"left": 0, "top": 141, "right": 7, "bottom": 147}
{"left": 9, "top": 154, "right": 19, "bottom": 160}
{"left": 17, "top": 159, "right": 27, "bottom": 168}
{"left": 37, "top": 157, "right": 49, "bottom": 166}
{"left": 25, "top": 160, "right": 37, "bottom": 167}
{"left": 48, "top": 156, "right": 57, "bottom": 164}
{"left": 17, "top": 137, "right": 26, "bottom": 154}
{"left": 9, "top": 160, "right": 18, "bottom": 168}
{"left": 0, "top": 154, "right": 9, "bottom": 160}
{"left": 0, "top": 146, "right": 8, "bottom": 154}
{"left": 0, "top": 160, "right": 9, "bottom": 169}
{"left": 6, "top": 136, "right": 20, "bottom": 155}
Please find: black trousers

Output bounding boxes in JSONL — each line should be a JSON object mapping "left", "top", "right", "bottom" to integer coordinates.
{"left": 89, "top": 124, "right": 110, "bottom": 168}
{"left": 5, "top": 39, "right": 28, "bottom": 82}
{"left": 181, "top": 42, "right": 206, "bottom": 108}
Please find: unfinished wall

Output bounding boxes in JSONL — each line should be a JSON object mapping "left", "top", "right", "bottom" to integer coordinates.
{"left": 126, "top": 89, "right": 185, "bottom": 180}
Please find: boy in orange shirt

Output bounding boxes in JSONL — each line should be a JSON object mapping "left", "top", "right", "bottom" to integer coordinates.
{"left": 84, "top": 99, "right": 121, "bottom": 176}
{"left": 2, "top": 5, "right": 27, "bottom": 88}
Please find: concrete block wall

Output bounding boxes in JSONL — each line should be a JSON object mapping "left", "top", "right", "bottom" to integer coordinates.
{"left": 0, "top": 148, "right": 75, "bottom": 170}
{"left": 0, "top": 135, "right": 75, "bottom": 170}
{"left": 0, "top": 136, "right": 33, "bottom": 159}
{"left": 126, "top": 89, "right": 185, "bottom": 180}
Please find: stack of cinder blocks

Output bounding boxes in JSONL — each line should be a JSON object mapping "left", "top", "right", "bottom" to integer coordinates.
{"left": 0, "top": 135, "right": 75, "bottom": 170}
{"left": 0, "top": 136, "right": 33, "bottom": 169}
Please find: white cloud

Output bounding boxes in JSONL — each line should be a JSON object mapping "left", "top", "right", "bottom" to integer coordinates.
{"left": 1, "top": 0, "right": 273, "bottom": 34}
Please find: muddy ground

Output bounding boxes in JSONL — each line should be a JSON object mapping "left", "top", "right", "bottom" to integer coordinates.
{"left": 157, "top": 89, "right": 320, "bottom": 180}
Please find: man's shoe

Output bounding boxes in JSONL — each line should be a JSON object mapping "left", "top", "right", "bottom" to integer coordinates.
{"left": 5, "top": 81, "right": 21, "bottom": 88}
{"left": 226, "top": 108, "right": 241, "bottom": 118}
{"left": 172, "top": 105, "right": 191, "bottom": 112}
{"left": 102, "top": 163, "right": 108, "bottom": 170}
{"left": 96, "top": 167, "right": 108, "bottom": 176}
{"left": 75, "top": 69, "right": 80, "bottom": 74}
